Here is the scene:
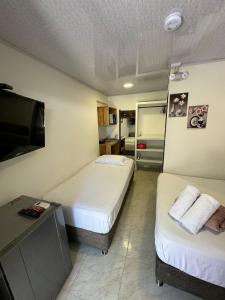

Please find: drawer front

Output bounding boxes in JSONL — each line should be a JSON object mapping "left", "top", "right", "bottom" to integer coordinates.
{"left": 20, "top": 215, "right": 67, "bottom": 300}
{"left": 1, "top": 246, "right": 35, "bottom": 300}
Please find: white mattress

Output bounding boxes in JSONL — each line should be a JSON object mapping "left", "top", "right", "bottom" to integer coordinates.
{"left": 155, "top": 173, "right": 225, "bottom": 288}
{"left": 44, "top": 158, "right": 134, "bottom": 234}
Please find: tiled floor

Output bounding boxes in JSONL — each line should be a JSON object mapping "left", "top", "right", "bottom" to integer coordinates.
{"left": 57, "top": 170, "right": 201, "bottom": 300}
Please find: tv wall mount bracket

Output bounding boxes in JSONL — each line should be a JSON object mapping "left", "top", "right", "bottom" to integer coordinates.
{"left": 0, "top": 83, "right": 13, "bottom": 90}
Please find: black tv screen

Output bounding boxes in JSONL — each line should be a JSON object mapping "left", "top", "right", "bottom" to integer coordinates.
{"left": 0, "top": 89, "right": 45, "bottom": 162}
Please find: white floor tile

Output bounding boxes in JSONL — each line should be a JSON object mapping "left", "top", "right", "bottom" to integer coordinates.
{"left": 57, "top": 170, "right": 202, "bottom": 300}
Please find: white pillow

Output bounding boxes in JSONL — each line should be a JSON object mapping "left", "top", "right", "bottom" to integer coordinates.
{"left": 180, "top": 194, "right": 220, "bottom": 234}
{"left": 95, "top": 155, "right": 128, "bottom": 166}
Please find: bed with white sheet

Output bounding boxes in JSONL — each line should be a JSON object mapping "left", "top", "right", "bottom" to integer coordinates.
{"left": 155, "top": 172, "right": 225, "bottom": 299}
{"left": 44, "top": 157, "right": 134, "bottom": 253}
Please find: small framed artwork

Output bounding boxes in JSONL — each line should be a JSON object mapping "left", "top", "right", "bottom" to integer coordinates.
{"left": 187, "top": 105, "right": 208, "bottom": 129}
{"left": 169, "top": 93, "right": 188, "bottom": 117}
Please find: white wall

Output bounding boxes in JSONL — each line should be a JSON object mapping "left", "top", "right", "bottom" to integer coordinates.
{"left": 138, "top": 107, "right": 166, "bottom": 136}
{"left": 164, "top": 60, "right": 225, "bottom": 180}
{"left": 108, "top": 90, "right": 167, "bottom": 137}
{"left": 0, "top": 42, "right": 107, "bottom": 204}
{"left": 98, "top": 127, "right": 108, "bottom": 140}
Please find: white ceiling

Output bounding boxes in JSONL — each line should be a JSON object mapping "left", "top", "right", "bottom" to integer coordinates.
{"left": 0, "top": 0, "right": 225, "bottom": 95}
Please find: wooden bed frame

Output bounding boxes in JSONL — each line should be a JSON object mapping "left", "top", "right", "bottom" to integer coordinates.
{"left": 66, "top": 172, "right": 134, "bottom": 254}
{"left": 155, "top": 254, "right": 225, "bottom": 300}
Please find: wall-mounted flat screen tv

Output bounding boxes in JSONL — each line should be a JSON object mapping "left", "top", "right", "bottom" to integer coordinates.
{"left": 0, "top": 89, "right": 45, "bottom": 162}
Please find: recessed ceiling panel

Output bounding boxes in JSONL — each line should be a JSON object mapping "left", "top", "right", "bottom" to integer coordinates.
{"left": 0, "top": 0, "right": 224, "bottom": 95}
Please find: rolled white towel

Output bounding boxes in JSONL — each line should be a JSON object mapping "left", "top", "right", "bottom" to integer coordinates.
{"left": 169, "top": 185, "right": 200, "bottom": 221}
{"left": 180, "top": 194, "right": 220, "bottom": 234}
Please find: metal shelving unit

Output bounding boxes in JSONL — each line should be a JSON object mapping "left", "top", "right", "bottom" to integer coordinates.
{"left": 135, "top": 101, "right": 167, "bottom": 169}
{"left": 136, "top": 134, "right": 165, "bottom": 141}
{"left": 137, "top": 148, "right": 164, "bottom": 153}
{"left": 137, "top": 158, "right": 163, "bottom": 164}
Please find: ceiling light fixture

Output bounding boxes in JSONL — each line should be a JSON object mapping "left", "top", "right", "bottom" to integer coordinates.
{"left": 169, "top": 62, "right": 189, "bottom": 81}
{"left": 164, "top": 12, "right": 183, "bottom": 31}
{"left": 123, "top": 82, "right": 133, "bottom": 89}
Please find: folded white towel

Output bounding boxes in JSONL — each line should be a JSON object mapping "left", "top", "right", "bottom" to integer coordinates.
{"left": 169, "top": 185, "right": 200, "bottom": 221}
{"left": 180, "top": 194, "right": 220, "bottom": 234}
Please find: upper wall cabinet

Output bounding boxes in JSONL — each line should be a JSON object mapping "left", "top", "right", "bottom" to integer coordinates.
{"left": 98, "top": 107, "right": 109, "bottom": 126}
{"left": 98, "top": 106, "right": 117, "bottom": 126}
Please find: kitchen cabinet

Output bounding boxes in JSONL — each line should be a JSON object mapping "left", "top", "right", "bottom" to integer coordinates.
{"left": 98, "top": 106, "right": 117, "bottom": 126}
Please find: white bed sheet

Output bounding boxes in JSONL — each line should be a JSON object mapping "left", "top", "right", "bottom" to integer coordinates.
{"left": 155, "top": 173, "right": 225, "bottom": 288}
{"left": 44, "top": 158, "right": 134, "bottom": 234}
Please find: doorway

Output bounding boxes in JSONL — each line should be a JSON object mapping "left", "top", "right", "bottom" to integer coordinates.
{"left": 119, "top": 110, "right": 136, "bottom": 156}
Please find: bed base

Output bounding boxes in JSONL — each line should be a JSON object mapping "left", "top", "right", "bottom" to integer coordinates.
{"left": 155, "top": 255, "right": 225, "bottom": 300}
{"left": 66, "top": 172, "right": 134, "bottom": 254}
{"left": 124, "top": 150, "right": 135, "bottom": 156}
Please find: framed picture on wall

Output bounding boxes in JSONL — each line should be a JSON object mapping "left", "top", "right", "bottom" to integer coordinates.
{"left": 169, "top": 92, "right": 188, "bottom": 117}
{"left": 187, "top": 105, "right": 208, "bottom": 129}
